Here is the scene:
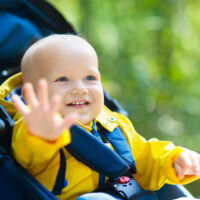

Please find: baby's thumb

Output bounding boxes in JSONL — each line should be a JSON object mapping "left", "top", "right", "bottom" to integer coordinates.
{"left": 62, "top": 113, "right": 78, "bottom": 129}
{"left": 174, "top": 163, "right": 184, "bottom": 179}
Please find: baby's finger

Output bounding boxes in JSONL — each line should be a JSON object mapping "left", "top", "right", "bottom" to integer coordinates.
{"left": 23, "top": 83, "right": 38, "bottom": 107}
{"left": 180, "top": 152, "right": 192, "bottom": 167}
{"left": 190, "top": 152, "right": 200, "bottom": 176}
{"left": 38, "top": 79, "right": 49, "bottom": 110}
{"left": 49, "top": 95, "right": 61, "bottom": 115}
{"left": 12, "top": 94, "right": 29, "bottom": 116}
{"left": 176, "top": 152, "right": 193, "bottom": 178}
{"left": 189, "top": 152, "right": 200, "bottom": 176}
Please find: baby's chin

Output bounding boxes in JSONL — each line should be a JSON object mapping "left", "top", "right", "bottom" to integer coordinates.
{"left": 61, "top": 112, "right": 93, "bottom": 125}
{"left": 74, "top": 110, "right": 103, "bottom": 125}
{"left": 75, "top": 115, "right": 93, "bottom": 125}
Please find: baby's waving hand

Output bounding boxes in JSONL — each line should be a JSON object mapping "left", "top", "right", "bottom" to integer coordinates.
{"left": 174, "top": 148, "right": 200, "bottom": 179}
{"left": 12, "top": 79, "right": 77, "bottom": 141}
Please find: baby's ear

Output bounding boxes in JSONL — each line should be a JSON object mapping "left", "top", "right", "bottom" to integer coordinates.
{"left": 21, "top": 86, "right": 26, "bottom": 101}
{"left": 21, "top": 75, "right": 25, "bottom": 97}
{"left": 21, "top": 83, "right": 32, "bottom": 102}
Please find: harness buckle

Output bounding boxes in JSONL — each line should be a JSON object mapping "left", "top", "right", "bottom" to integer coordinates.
{"left": 106, "top": 177, "right": 158, "bottom": 200}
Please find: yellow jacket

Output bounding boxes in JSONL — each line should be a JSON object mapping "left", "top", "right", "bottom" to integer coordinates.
{"left": 0, "top": 73, "right": 198, "bottom": 200}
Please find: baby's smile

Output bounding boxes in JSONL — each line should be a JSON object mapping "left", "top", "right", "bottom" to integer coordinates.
{"left": 67, "top": 100, "right": 90, "bottom": 109}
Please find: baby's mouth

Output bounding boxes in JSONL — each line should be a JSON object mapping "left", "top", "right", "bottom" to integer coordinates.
{"left": 67, "top": 101, "right": 90, "bottom": 108}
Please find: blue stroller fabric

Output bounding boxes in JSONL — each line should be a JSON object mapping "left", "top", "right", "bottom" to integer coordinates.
{"left": 0, "top": 12, "right": 43, "bottom": 66}
{"left": 0, "top": 0, "right": 76, "bottom": 82}
{"left": 0, "top": 147, "right": 58, "bottom": 200}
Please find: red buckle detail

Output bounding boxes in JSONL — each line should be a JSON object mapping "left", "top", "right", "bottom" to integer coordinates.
{"left": 118, "top": 176, "right": 130, "bottom": 184}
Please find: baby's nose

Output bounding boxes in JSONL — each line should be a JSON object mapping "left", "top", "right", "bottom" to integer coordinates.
{"left": 71, "top": 83, "right": 88, "bottom": 95}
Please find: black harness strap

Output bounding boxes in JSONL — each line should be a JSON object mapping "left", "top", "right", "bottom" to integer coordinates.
{"left": 52, "top": 149, "right": 66, "bottom": 195}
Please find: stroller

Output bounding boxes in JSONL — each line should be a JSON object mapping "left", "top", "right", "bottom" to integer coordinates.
{"left": 0, "top": 0, "right": 195, "bottom": 199}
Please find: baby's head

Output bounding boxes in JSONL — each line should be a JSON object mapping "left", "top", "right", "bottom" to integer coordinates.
{"left": 21, "top": 34, "right": 104, "bottom": 124}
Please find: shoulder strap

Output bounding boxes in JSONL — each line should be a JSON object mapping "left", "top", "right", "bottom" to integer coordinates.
{"left": 97, "top": 124, "right": 136, "bottom": 174}
{"left": 66, "top": 124, "right": 135, "bottom": 177}
{"left": 66, "top": 124, "right": 131, "bottom": 178}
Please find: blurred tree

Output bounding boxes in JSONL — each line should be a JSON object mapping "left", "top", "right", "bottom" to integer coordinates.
{"left": 48, "top": 0, "right": 200, "bottom": 197}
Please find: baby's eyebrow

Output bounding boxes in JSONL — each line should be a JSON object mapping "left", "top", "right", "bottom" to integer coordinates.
{"left": 87, "top": 68, "right": 100, "bottom": 75}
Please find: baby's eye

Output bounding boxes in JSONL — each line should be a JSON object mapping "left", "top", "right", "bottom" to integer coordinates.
{"left": 55, "top": 77, "right": 68, "bottom": 82}
{"left": 84, "top": 75, "right": 96, "bottom": 81}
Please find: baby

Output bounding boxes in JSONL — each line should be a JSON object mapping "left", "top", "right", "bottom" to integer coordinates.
{"left": 4, "top": 34, "right": 200, "bottom": 199}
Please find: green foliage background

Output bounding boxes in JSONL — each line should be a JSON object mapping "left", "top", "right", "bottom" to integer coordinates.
{"left": 48, "top": 0, "right": 200, "bottom": 197}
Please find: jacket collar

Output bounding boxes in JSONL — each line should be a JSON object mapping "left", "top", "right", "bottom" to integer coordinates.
{"left": 95, "top": 106, "right": 119, "bottom": 132}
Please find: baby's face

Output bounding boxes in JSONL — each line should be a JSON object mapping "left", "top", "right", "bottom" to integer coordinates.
{"left": 30, "top": 36, "right": 104, "bottom": 124}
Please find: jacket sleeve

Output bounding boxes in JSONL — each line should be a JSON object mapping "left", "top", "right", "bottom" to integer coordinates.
{"left": 11, "top": 117, "right": 71, "bottom": 169}
{"left": 117, "top": 113, "right": 200, "bottom": 191}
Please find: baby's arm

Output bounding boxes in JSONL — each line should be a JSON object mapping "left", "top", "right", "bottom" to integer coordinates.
{"left": 174, "top": 148, "right": 200, "bottom": 179}
{"left": 12, "top": 79, "right": 77, "bottom": 141}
